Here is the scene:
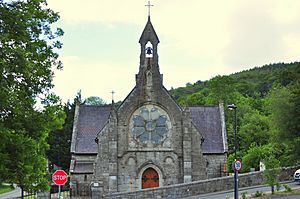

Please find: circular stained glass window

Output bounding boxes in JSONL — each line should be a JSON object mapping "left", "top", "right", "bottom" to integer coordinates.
{"left": 131, "top": 105, "right": 170, "bottom": 144}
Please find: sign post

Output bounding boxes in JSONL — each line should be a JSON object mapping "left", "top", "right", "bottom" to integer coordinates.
{"left": 52, "top": 170, "right": 68, "bottom": 198}
{"left": 234, "top": 160, "right": 242, "bottom": 172}
{"left": 232, "top": 159, "right": 242, "bottom": 199}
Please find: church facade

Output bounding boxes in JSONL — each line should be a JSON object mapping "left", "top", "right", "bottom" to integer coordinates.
{"left": 69, "top": 17, "right": 228, "bottom": 196}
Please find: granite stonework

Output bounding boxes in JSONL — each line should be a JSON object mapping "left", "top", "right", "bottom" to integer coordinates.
{"left": 204, "top": 154, "right": 228, "bottom": 178}
{"left": 70, "top": 16, "right": 228, "bottom": 197}
{"left": 103, "top": 166, "right": 300, "bottom": 199}
{"left": 92, "top": 16, "right": 209, "bottom": 195}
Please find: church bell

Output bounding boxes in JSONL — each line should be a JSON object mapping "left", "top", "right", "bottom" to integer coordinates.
{"left": 146, "top": 46, "right": 153, "bottom": 55}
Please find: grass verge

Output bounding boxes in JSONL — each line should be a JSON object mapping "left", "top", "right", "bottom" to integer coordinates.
{"left": 248, "top": 187, "right": 300, "bottom": 198}
{"left": 0, "top": 183, "right": 14, "bottom": 194}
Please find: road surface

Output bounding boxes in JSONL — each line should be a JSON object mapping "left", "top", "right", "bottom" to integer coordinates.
{"left": 1, "top": 181, "right": 299, "bottom": 199}
{"left": 0, "top": 186, "right": 21, "bottom": 199}
{"left": 182, "top": 181, "right": 300, "bottom": 199}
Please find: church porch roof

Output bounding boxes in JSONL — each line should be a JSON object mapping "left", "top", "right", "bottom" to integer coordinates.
{"left": 71, "top": 161, "right": 94, "bottom": 174}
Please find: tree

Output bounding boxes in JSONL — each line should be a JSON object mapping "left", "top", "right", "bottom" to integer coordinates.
{"left": 239, "top": 110, "right": 270, "bottom": 151}
{"left": 289, "top": 81, "right": 300, "bottom": 163}
{"left": 184, "top": 91, "right": 206, "bottom": 106}
{"left": 169, "top": 62, "right": 300, "bottom": 172}
{"left": 84, "top": 96, "right": 106, "bottom": 105}
{"left": 0, "top": 0, "right": 64, "bottom": 194}
{"left": 264, "top": 85, "right": 297, "bottom": 166}
{"left": 265, "top": 86, "right": 293, "bottom": 139}
{"left": 241, "top": 144, "right": 263, "bottom": 172}
{"left": 206, "top": 75, "right": 235, "bottom": 105}
{"left": 47, "top": 101, "right": 75, "bottom": 171}
{"left": 46, "top": 91, "right": 84, "bottom": 171}
{"left": 262, "top": 149, "right": 281, "bottom": 194}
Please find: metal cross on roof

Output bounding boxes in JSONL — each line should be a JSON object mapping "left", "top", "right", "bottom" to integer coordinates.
{"left": 111, "top": 90, "right": 115, "bottom": 101}
{"left": 145, "top": 1, "right": 154, "bottom": 16}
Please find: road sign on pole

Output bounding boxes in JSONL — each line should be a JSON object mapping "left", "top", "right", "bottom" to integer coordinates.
{"left": 52, "top": 170, "right": 68, "bottom": 185}
{"left": 52, "top": 170, "right": 68, "bottom": 198}
{"left": 234, "top": 160, "right": 242, "bottom": 172}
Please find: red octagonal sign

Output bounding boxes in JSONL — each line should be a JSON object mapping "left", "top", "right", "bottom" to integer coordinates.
{"left": 52, "top": 170, "right": 68, "bottom": 185}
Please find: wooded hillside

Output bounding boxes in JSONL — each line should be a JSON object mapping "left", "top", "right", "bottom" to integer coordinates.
{"left": 170, "top": 62, "right": 300, "bottom": 172}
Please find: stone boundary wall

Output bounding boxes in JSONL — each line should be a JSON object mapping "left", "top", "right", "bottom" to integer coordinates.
{"left": 104, "top": 166, "right": 300, "bottom": 199}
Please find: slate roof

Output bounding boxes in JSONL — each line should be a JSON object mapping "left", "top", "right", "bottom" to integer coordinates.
{"left": 189, "top": 106, "right": 226, "bottom": 154}
{"left": 72, "top": 105, "right": 226, "bottom": 155}
{"left": 72, "top": 105, "right": 111, "bottom": 154}
{"left": 72, "top": 161, "right": 94, "bottom": 174}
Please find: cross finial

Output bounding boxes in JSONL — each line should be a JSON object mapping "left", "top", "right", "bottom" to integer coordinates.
{"left": 145, "top": 1, "right": 154, "bottom": 17}
{"left": 111, "top": 90, "right": 115, "bottom": 102}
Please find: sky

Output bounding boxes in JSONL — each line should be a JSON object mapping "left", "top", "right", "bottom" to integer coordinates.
{"left": 47, "top": 0, "right": 300, "bottom": 103}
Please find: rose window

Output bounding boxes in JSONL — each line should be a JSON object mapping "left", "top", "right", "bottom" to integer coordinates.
{"left": 131, "top": 106, "right": 170, "bottom": 144}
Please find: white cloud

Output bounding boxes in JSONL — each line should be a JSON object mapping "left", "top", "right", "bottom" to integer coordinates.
{"left": 48, "top": 0, "right": 146, "bottom": 25}
{"left": 53, "top": 61, "right": 137, "bottom": 103}
{"left": 222, "top": 0, "right": 300, "bottom": 69}
{"left": 60, "top": 55, "right": 79, "bottom": 63}
{"left": 48, "top": 0, "right": 300, "bottom": 102}
{"left": 269, "top": 0, "right": 300, "bottom": 23}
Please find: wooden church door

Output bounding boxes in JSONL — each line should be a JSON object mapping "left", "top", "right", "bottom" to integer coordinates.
{"left": 142, "top": 168, "right": 159, "bottom": 189}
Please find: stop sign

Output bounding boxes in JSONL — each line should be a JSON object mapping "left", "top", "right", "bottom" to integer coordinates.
{"left": 52, "top": 170, "right": 68, "bottom": 185}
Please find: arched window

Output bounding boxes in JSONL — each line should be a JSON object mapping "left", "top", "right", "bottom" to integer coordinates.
{"left": 145, "top": 41, "right": 153, "bottom": 58}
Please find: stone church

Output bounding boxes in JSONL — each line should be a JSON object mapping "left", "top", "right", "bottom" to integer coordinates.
{"left": 69, "top": 16, "right": 228, "bottom": 196}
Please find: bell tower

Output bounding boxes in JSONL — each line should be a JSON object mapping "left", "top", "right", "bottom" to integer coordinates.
{"left": 139, "top": 16, "right": 160, "bottom": 66}
{"left": 135, "top": 15, "right": 163, "bottom": 102}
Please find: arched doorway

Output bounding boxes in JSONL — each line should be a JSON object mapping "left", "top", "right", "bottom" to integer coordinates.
{"left": 141, "top": 168, "right": 159, "bottom": 189}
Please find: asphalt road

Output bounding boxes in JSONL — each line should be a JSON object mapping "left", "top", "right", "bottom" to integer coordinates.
{"left": 280, "top": 196, "right": 300, "bottom": 199}
{"left": 182, "top": 181, "right": 300, "bottom": 199}
{"left": 1, "top": 181, "right": 299, "bottom": 199}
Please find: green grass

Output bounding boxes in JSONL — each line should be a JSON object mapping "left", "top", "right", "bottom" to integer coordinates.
{"left": 292, "top": 188, "right": 300, "bottom": 195}
{"left": 24, "top": 195, "right": 35, "bottom": 199}
{"left": 0, "top": 183, "right": 14, "bottom": 194}
{"left": 248, "top": 188, "right": 300, "bottom": 198}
